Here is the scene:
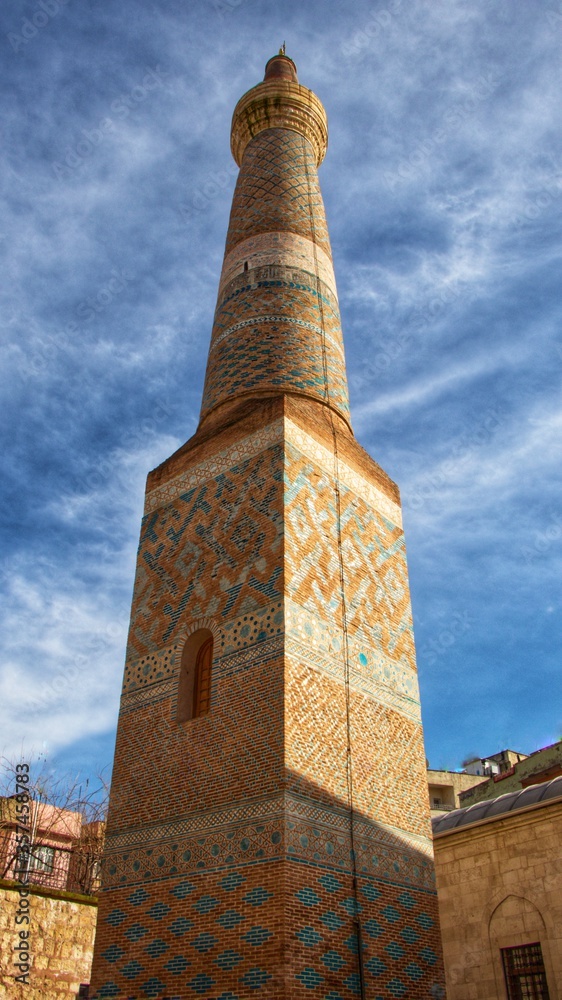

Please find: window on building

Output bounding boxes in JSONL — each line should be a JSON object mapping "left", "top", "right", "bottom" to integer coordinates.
{"left": 501, "top": 942, "right": 550, "bottom": 999}
{"left": 193, "top": 635, "right": 213, "bottom": 716}
{"left": 78, "top": 986, "right": 90, "bottom": 999}
{"left": 176, "top": 629, "right": 213, "bottom": 722}
{"left": 432, "top": 797, "right": 442, "bottom": 808}
{"left": 29, "top": 844, "right": 55, "bottom": 873}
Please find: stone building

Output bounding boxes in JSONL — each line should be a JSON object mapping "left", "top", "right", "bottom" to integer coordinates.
{"left": 0, "top": 796, "right": 101, "bottom": 998}
{"left": 459, "top": 740, "right": 562, "bottom": 808}
{"left": 90, "top": 52, "right": 445, "bottom": 999}
{"left": 427, "top": 769, "right": 483, "bottom": 817}
{"left": 433, "top": 775, "right": 562, "bottom": 999}
{"left": 462, "top": 749, "right": 529, "bottom": 780}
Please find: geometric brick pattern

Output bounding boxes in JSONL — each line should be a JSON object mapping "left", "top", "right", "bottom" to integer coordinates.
{"left": 90, "top": 55, "right": 445, "bottom": 999}
{"left": 91, "top": 409, "right": 444, "bottom": 997}
{"left": 224, "top": 127, "right": 331, "bottom": 255}
{"left": 200, "top": 127, "right": 351, "bottom": 428}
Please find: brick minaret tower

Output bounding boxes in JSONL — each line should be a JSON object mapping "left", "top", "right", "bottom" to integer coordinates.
{"left": 91, "top": 52, "right": 445, "bottom": 1000}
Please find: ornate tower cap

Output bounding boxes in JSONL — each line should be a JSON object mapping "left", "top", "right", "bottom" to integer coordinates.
{"left": 230, "top": 53, "right": 328, "bottom": 167}
{"left": 264, "top": 51, "right": 298, "bottom": 83}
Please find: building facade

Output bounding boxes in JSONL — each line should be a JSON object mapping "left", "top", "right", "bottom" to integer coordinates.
{"left": 90, "top": 53, "right": 445, "bottom": 999}
{"left": 433, "top": 776, "right": 562, "bottom": 999}
{"left": 427, "top": 770, "right": 482, "bottom": 817}
{"left": 459, "top": 741, "right": 562, "bottom": 808}
{"left": 0, "top": 797, "right": 101, "bottom": 998}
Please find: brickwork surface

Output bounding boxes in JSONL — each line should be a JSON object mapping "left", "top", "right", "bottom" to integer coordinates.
{"left": 90, "top": 60, "right": 444, "bottom": 999}
{"left": 434, "top": 798, "right": 562, "bottom": 999}
{"left": 0, "top": 882, "right": 96, "bottom": 999}
{"left": 201, "top": 128, "right": 350, "bottom": 428}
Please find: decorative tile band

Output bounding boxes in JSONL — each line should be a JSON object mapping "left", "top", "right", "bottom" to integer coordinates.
{"left": 285, "top": 418, "right": 402, "bottom": 527}
{"left": 209, "top": 312, "right": 345, "bottom": 361}
{"left": 218, "top": 231, "right": 337, "bottom": 298}
{"left": 144, "top": 419, "right": 284, "bottom": 511}
{"left": 102, "top": 792, "right": 434, "bottom": 892}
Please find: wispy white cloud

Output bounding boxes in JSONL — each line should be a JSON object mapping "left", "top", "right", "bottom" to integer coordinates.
{"left": 1, "top": 0, "right": 561, "bottom": 775}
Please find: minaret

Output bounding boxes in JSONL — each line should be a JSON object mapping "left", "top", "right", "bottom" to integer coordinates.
{"left": 90, "top": 53, "right": 445, "bottom": 1000}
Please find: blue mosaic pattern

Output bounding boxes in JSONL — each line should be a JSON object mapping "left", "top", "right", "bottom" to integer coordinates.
{"left": 240, "top": 967, "right": 272, "bottom": 988}
{"left": 242, "top": 925, "right": 273, "bottom": 945}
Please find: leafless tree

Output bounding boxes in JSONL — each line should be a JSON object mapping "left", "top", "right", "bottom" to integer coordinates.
{"left": 0, "top": 756, "right": 107, "bottom": 896}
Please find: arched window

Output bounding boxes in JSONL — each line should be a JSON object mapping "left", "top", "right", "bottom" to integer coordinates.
{"left": 176, "top": 629, "right": 213, "bottom": 723}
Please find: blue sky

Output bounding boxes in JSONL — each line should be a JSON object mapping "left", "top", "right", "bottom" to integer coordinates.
{"left": 1, "top": 0, "right": 561, "bottom": 788}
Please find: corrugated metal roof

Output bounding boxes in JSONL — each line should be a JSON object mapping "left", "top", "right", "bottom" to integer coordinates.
{"left": 432, "top": 775, "right": 562, "bottom": 835}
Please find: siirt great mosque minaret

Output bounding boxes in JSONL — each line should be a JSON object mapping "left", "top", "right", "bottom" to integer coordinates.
{"left": 90, "top": 51, "right": 445, "bottom": 1000}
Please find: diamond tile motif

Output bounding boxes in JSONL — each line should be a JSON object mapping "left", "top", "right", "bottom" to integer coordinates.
{"left": 320, "top": 910, "right": 343, "bottom": 931}
{"left": 128, "top": 887, "right": 149, "bottom": 906}
{"left": 365, "top": 956, "right": 386, "bottom": 977}
{"left": 385, "top": 941, "right": 406, "bottom": 959}
{"left": 242, "top": 925, "right": 273, "bottom": 945}
{"left": 318, "top": 873, "right": 342, "bottom": 894}
{"left": 170, "top": 916, "right": 194, "bottom": 937}
{"left": 124, "top": 923, "right": 148, "bottom": 942}
{"left": 193, "top": 895, "right": 219, "bottom": 914}
{"left": 147, "top": 902, "right": 171, "bottom": 920}
{"left": 220, "top": 872, "right": 246, "bottom": 891}
{"left": 386, "top": 978, "right": 407, "bottom": 998}
{"left": 296, "top": 926, "right": 323, "bottom": 947}
{"left": 296, "top": 887, "right": 321, "bottom": 907}
{"left": 405, "top": 962, "right": 424, "bottom": 980}
{"left": 190, "top": 932, "right": 218, "bottom": 953}
{"left": 243, "top": 886, "right": 273, "bottom": 907}
{"left": 321, "top": 949, "right": 345, "bottom": 971}
{"left": 164, "top": 955, "right": 190, "bottom": 974}
{"left": 145, "top": 938, "right": 169, "bottom": 957}
{"left": 296, "top": 967, "right": 324, "bottom": 988}
{"left": 400, "top": 926, "right": 420, "bottom": 944}
{"left": 216, "top": 909, "right": 245, "bottom": 929}
{"left": 215, "top": 949, "right": 243, "bottom": 969}
{"left": 101, "top": 944, "right": 124, "bottom": 964}
{"left": 121, "top": 959, "right": 144, "bottom": 979}
{"left": 240, "top": 968, "right": 272, "bottom": 988}
{"left": 170, "top": 880, "right": 195, "bottom": 899}
{"left": 419, "top": 945, "right": 438, "bottom": 964}
{"left": 188, "top": 973, "right": 216, "bottom": 994}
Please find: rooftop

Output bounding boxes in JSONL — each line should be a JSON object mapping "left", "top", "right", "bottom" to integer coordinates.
{"left": 432, "top": 774, "right": 562, "bottom": 835}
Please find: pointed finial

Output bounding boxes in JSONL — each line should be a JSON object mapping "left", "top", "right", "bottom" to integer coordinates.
{"left": 279, "top": 41, "right": 286, "bottom": 56}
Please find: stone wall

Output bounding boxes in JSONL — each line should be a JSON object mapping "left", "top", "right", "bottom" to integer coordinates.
{"left": 433, "top": 797, "right": 562, "bottom": 999}
{"left": 0, "top": 879, "right": 96, "bottom": 999}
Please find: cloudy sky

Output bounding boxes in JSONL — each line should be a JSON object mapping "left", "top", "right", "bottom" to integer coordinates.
{"left": 1, "top": 0, "right": 561, "bottom": 791}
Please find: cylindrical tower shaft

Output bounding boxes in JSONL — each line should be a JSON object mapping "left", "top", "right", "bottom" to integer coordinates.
{"left": 199, "top": 54, "right": 352, "bottom": 433}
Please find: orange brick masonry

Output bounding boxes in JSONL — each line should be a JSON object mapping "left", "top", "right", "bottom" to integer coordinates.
{"left": 89, "top": 53, "right": 445, "bottom": 1000}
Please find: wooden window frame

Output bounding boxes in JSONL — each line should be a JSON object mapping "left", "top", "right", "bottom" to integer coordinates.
{"left": 176, "top": 629, "right": 213, "bottom": 723}
{"left": 501, "top": 942, "right": 550, "bottom": 999}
